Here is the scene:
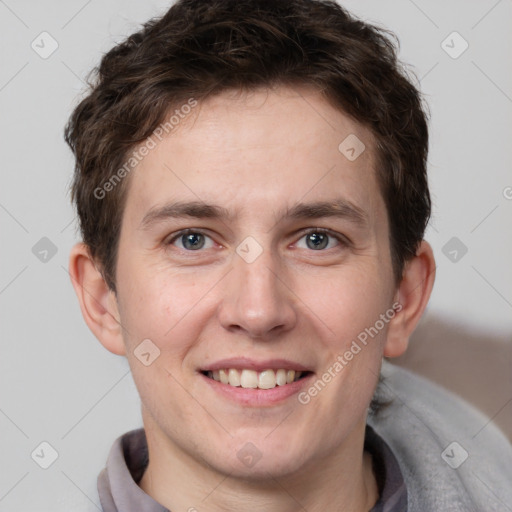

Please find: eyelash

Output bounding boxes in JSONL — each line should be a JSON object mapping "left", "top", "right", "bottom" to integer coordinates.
{"left": 166, "top": 227, "right": 350, "bottom": 252}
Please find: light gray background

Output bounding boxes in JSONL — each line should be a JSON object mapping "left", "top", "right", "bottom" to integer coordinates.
{"left": 0, "top": 1, "right": 511, "bottom": 510}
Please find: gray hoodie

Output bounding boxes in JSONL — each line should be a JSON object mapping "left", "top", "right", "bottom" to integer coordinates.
{"left": 367, "top": 360, "right": 512, "bottom": 511}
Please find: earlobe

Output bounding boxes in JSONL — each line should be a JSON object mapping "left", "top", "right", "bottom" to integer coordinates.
{"left": 68, "top": 243, "right": 126, "bottom": 356}
{"left": 384, "top": 240, "right": 436, "bottom": 358}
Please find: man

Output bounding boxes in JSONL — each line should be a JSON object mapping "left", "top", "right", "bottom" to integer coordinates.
{"left": 65, "top": 0, "right": 512, "bottom": 510}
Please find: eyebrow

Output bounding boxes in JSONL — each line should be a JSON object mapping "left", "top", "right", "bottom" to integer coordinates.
{"left": 139, "top": 198, "right": 369, "bottom": 230}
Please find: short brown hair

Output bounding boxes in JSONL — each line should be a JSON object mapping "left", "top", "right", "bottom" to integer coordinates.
{"left": 64, "top": 0, "right": 430, "bottom": 292}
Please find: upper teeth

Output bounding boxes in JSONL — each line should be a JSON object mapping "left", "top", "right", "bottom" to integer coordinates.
{"left": 207, "top": 369, "right": 303, "bottom": 389}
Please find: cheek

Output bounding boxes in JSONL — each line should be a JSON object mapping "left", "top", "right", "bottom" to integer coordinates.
{"left": 118, "top": 266, "right": 215, "bottom": 361}
{"left": 315, "top": 267, "right": 393, "bottom": 402}
{"left": 314, "top": 264, "right": 391, "bottom": 346}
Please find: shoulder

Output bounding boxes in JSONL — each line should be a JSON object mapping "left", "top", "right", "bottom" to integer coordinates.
{"left": 367, "top": 360, "right": 512, "bottom": 512}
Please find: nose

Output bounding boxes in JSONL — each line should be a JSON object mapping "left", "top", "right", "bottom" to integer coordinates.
{"left": 217, "top": 243, "right": 297, "bottom": 339}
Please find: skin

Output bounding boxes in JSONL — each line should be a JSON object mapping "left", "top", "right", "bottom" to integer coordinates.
{"left": 69, "top": 85, "right": 435, "bottom": 512}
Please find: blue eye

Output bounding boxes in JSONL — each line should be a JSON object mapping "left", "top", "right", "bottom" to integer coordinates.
{"left": 296, "top": 228, "right": 346, "bottom": 251}
{"left": 168, "top": 230, "right": 215, "bottom": 251}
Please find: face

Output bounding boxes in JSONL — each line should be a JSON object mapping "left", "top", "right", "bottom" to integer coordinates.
{"left": 112, "top": 85, "right": 398, "bottom": 478}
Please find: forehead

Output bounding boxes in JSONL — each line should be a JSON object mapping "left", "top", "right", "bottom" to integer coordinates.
{"left": 122, "top": 85, "right": 383, "bottom": 229}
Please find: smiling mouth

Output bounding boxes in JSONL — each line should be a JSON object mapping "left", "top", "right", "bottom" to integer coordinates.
{"left": 201, "top": 368, "right": 312, "bottom": 390}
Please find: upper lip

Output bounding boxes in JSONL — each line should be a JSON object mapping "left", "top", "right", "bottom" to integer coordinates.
{"left": 201, "top": 357, "right": 312, "bottom": 373}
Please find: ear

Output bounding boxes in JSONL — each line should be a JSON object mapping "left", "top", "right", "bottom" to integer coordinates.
{"left": 68, "top": 242, "right": 126, "bottom": 356}
{"left": 384, "top": 240, "right": 436, "bottom": 358}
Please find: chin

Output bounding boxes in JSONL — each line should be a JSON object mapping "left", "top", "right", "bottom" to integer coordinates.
{"left": 227, "top": 455, "right": 307, "bottom": 482}
{"left": 214, "top": 435, "right": 311, "bottom": 480}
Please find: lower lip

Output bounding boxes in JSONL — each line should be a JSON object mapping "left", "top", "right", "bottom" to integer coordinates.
{"left": 200, "top": 373, "right": 314, "bottom": 406}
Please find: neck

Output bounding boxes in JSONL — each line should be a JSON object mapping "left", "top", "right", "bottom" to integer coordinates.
{"left": 138, "top": 415, "right": 379, "bottom": 512}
